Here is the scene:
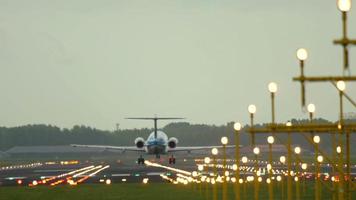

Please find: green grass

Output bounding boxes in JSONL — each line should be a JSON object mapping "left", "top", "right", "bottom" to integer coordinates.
{"left": 0, "top": 182, "right": 354, "bottom": 200}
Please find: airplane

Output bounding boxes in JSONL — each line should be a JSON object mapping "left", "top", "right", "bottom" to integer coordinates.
{"left": 71, "top": 117, "right": 236, "bottom": 165}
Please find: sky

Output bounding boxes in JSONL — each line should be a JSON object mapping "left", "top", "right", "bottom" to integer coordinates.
{"left": 0, "top": 0, "right": 355, "bottom": 130}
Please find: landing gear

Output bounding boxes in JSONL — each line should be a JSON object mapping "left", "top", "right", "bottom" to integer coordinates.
{"left": 137, "top": 155, "right": 145, "bottom": 165}
{"left": 168, "top": 155, "right": 176, "bottom": 164}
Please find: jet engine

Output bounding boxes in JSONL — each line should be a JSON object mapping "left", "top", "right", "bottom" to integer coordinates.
{"left": 134, "top": 137, "right": 145, "bottom": 148}
{"left": 168, "top": 137, "right": 178, "bottom": 148}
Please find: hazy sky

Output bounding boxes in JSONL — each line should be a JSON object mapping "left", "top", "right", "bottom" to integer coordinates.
{"left": 0, "top": 0, "right": 355, "bottom": 130}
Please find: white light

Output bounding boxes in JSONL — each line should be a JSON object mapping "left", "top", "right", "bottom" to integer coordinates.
{"left": 307, "top": 103, "right": 316, "bottom": 113}
{"left": 336, "top": 146, "right": 342, "bottom": 154}
{"left": 268, "top": 82, "right": 278, "bottom": 93}
{"left": 294, "top": 146, "right": 301, "bottom": 154}
{"left": 266, "top": 164, "right": 272, "bottom": 171}
{"left": 313, "top": 135, "right": 321, "bottom": 144}
{"left": 280, "top": 156, "right": 286, "bottom": 164}
{"left": 267, "top": 136, "right": 275, "bottom": 144}
{"left": 192, "top": 171, "right": 198, "bottom": 177}
{"left": 336, "top": 81, "right": 346, "bottom": 91}
{"left": 143, "top": 178, "right": 149, "bottom": 184}
{"left": 198, "top": 165, "right": 204, "bottom": 171}
{"left": 225, "top": 171, "right": 230, "bottom": 177}
{"left": 294, "top": 177, "right": 299, "bottom": 182}
{"left": 296, "top": 48, "right": 308, "bottom": 61}
{"left": 317, "top": 155, "right": 323, "bottom": 163}
{"left": 204, "top": 157, "right": 211, "bottom": 164}
{"left": 221, "top": 137, "right": 228, "bottom": 145}
{"left": 105, "top": 179, "right": 111, "bottom": 185}
{"left": 241, "top": 156, "right": 248, "bottom": 163}
{"left": 286, "top": 121, "right": 292, "bottom": 127}
{"left": 239, "top": 179, "right": 244, "bottom": 184}
{"left": 266, "top": 178, "right": 271, "bottom": 184}
{"left": 253, "top": 147, "right": 260, "bottom": 155}
{"left": 32, "top": 180, "right": 38, "bottom": 186}
{"left": 234, "top": 122, "right": 242, "bottom": 131}
{"left": 232, "top": 164, "right": 238, "bottom": 171}
{"left": 258, "top": 177, "right": 262, "bottom": 182}
{"left": 248, "top": 104, "right": 257, "bottom": 114}
{"left": 337, "top": 0, "right": 352, "bottom": 12}
{"left": 212, "top": 148, "right": 218, "bottom": 155}
{"left": 301, "top": 163, "right": 308, "bottom": 170}
{"left": 276, "top": 176, "right": 282, "bottom": 182}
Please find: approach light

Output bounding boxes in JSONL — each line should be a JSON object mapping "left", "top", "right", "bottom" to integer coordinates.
{"left": 307, "top": 103, "right": 316, "bottom": 113}
{"left": 337, "top": 81, "right": 346, "bottom": 91}
{"left": 301, "top": 163, "right": 308, "bottom": 170}
{"left": 336, "top": 146, "right": 342, "bottom": 154}
{"left": 294, "top": 146, "right": 301, "bottom": 154}
{"left": 198, "top": 165, "right": 204, "bottom": 171}
{"left": 241, "top": 156, "right": 248, "bottom": 163}
{"left": 280, "top": 156, "right": 286, "bottom": 164}
{"left": 313, "top": 135, "right": 321, "bottom": 144}
{"left": 248, "top": 104, "right": 257, "bottom": 114}
{"left": 317, "top": 155, "right": 324, "bottom": 163}
{"left": 267, "top": 136, "right": 275, "bottom": 144}
{"left": 212, "top": 148, "right": 218, "bottom": 156}
{"left": 268, "top": 82, "right": 278, "bottom": 93}
{"left": 296, "top": 48, "right": 308, "bottom": 61}
{"left": 221, "top": 137, "right": 228, "bottom": 145}
{"left": 337, "top": 0, "right": 352, "bottom": 12}
{"left": 253, "top": 147, "right": 260, "bottom": 155}
{"left": 234, "top": 122, "right": 242, "bottom": 131}
{"left": 204, "top": 157, "right": 211, "bottom": 164}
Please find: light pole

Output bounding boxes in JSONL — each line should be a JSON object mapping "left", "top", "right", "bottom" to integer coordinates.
{"left": 286, "top": 121, "right": 293, "bottom": 200}
{"left": 294, "top": 146, "right": 301, "bottom": 200}
{"left": 296, "top": 48, "right": 308, "bottom": 108}
{"left": 221, "top": 137, "right": 228, "bottom": 200}
{"left": 317, "top": 155, "right": 324, "bottom": 200}
{"left": 301, "top": 163, "right": 308, "bottom": 197}
{"left": 248, "top": 104, "right": 259, "bottom": 200}
{"left": 234, "top": 122, "right": 242, "bottom": 200}
{"left": 241, "top": 156, "right": 248, "bottom": 200}
{"left": 204, "top": 157, "right": 211, "bottom": 200}
{"left": 280, "top": 156, "right": 286, "bottom": 200}
{"left": 313, "top": 135, "right": 321, "bottom": 200}
{"left": 267, "top": 136, "right": 274, "bottom": 200}
{"left": 211, "top": 148, "right": 218, "bottom": 200}
{"left": 253, "top": 146, "right": 260, "bottom": 200}
{"left": 248, "top": 104, "right": 257, "bottom": 146}
{"left": 336, "top": 80, "right": 344, "bottom": 199}
{"left": 336, "top": 0, "right": 352, "bottom": 72}
{"left": 268, "top": 82, "right": 278, "bottom": 124}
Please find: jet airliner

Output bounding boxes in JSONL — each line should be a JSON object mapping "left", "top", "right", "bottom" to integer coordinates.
{"left": 72, "top": 117, "right": 236, "bottom": 164}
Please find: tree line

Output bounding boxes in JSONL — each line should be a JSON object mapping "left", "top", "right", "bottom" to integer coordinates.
{"left": 0, "top": 118, "right": 354, "bottom": 152}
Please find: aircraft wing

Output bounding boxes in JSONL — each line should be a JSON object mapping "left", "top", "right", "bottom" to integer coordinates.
{"left": 167, "top": 145, "right": 239, "bottom": 152}
{"left": 70, "top": 144, "right": 145, "bottom": 152}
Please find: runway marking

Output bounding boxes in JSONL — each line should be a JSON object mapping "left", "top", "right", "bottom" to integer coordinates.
{"left": 111, "top": 174, "right": 131, "bottom": 177}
